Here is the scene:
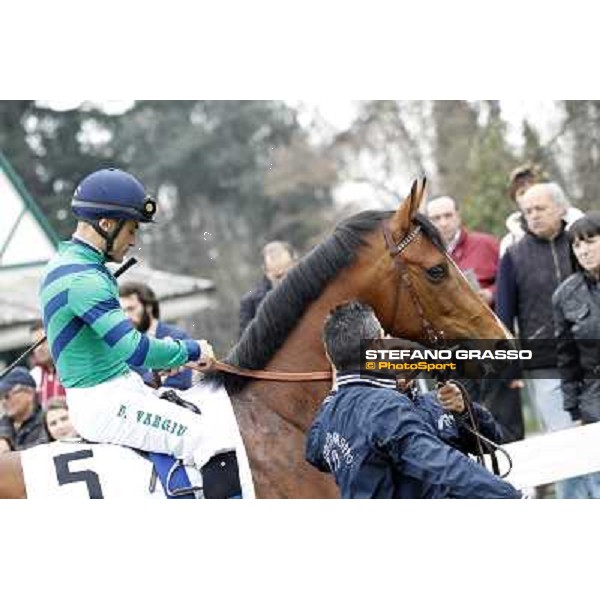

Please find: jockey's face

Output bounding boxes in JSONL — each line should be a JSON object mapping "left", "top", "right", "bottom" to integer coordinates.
{"left": 110, "top": 219, "right": 139, "bottom": 262}
{"left": 45, "top": 406, "right": 76, "bottom": 441}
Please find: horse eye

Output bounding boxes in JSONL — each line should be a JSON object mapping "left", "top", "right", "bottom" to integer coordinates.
{"left": 425, "top": 264, "right": 448, "bottom": 282}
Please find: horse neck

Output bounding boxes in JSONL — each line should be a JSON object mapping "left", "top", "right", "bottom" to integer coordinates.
{"left": 244, "top": 282, "right": 357, "bottom": 431}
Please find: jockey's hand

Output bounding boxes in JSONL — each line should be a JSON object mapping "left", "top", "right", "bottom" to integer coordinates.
{"left": 193, "top": 339, "right": 217, "bottom": 372}
{"left": 0, "top": 438, "right": 11, "bottom": 454}
{"left": 158, "top": 366, "right": 185, "bottom": 379}
{"left": 437, "top": 382, "right": 465, "bottom": 414}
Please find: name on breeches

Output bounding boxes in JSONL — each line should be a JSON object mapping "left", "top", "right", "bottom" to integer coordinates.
{"left": 117, "top": 404, "right": 188, "bottom": 436}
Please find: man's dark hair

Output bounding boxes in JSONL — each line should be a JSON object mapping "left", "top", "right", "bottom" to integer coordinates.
{"left": 322, "top": 301, "right": 382, "bottom": 371}
{"left": 119, "top": 282, "right": 160, "bottom": 319}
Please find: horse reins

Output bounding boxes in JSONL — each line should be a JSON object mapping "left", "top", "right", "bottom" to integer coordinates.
{"left": 209, "top": 360, "right": 331, "bottom": 382}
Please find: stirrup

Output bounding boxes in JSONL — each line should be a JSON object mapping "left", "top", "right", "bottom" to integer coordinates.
{"left": 165, "top": 459, "right": 204, "bottom": 498}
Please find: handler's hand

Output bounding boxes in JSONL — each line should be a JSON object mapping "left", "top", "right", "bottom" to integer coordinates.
{"left": 437, "top": 382, "right": 465, "bottom": 414}
{"left": 508, "top": 379, "right": 525, "bottom": 389}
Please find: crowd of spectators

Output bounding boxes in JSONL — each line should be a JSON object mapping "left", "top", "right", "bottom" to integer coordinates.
{"left": 424, "top": 165, "right": 599, "bottom": 498}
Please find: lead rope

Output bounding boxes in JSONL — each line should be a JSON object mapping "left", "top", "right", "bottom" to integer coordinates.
{"left": 451, "top": 379, "right": 512, "bottom": 478}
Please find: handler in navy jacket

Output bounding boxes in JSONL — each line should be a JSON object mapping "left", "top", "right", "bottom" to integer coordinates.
{"left": 305, "top": 301, "right": 521, "bottom": 499}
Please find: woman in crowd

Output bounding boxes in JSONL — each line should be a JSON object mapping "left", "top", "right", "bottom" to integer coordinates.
{"left": 552, "top": 211, "right": 600, "bottom": 497}
{"left": 44, "top": 398, "right": 77, "bottom": 441}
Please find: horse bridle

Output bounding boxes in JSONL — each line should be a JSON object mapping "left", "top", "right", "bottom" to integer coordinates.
{"left": 381, "top": 220, "right": 443, "bottom": 346}
{"left": 381, "top": 220, "right": 513, "bottom": 479}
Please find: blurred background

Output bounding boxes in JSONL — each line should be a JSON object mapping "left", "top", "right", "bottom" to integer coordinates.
{"left": 1, "top": 99, "right": 598, "bottom": 360}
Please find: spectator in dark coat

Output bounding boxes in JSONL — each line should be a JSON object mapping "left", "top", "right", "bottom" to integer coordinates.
{"left": 496, "top": 182, "right": 591, "bottom": 498}
{"left": 305, "top": 301, "right": 521, "bottom": 499}
{"left": 239, "top": 241, "right": 297, "bottom": 336}
{"left": 0, "top": 367, "right": 49, "bottom": 453}
{"left": 119, "top": 282, "right": 194, "bottom": 390}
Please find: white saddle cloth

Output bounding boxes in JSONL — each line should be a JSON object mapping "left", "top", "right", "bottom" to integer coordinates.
{"left": 21, "top": 382, "right": 255, "bottom": 499}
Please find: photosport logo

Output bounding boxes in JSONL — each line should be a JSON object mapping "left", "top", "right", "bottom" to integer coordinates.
{"left": 360, "top": 339, "right": 538, "bottom": 379}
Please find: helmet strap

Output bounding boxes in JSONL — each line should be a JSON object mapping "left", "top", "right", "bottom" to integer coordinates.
{"left": 90, "top": 219, "right": 126, "bottom": 261}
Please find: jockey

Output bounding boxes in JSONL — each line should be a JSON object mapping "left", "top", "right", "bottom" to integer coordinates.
{"left": 39, "top": 167, "right": 228, "bottom": 470}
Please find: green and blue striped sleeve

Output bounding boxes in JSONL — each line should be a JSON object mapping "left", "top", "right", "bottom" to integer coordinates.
{"left": 68, "top": 272, "right": 200, "bottom": 369}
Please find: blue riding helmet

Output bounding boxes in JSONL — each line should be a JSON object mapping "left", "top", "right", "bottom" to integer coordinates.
{"left": 71, "top": 168, "right": 156, "bottom": 223}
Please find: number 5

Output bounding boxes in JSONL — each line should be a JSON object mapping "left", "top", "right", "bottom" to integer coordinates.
{"left": 53, "top": 449, "right": 104, "bottom": 498}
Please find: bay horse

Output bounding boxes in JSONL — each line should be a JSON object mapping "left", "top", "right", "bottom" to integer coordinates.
{"left": 0, "top": 180, "right": 510, "bottom": 498}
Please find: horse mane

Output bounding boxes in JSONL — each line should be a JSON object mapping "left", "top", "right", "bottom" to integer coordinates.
{"left": 205, "top": 210, "right": 442, "bottom": 394}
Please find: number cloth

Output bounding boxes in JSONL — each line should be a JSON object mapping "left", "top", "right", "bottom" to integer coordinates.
{"left": 20, "top": 383, "right": 256, "bottom": 498}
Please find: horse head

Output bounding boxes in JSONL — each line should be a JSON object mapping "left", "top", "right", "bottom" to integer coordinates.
{"left": 355, "top": 178, "right": 511, "bottom": 343}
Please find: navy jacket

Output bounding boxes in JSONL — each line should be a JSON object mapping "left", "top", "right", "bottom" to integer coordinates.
{"left": 305, "top": 373, "right": 520, "bottom": 499}
{"left": 495, "top": 226, "right": 572, "bottom": 369}
{"left": 131, "top": 321, "right": 193, "bottom": 390}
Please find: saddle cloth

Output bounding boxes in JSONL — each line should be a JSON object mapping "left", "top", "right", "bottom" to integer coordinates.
{"left": 21, "top": 382, "right": 256, "bottom": 499}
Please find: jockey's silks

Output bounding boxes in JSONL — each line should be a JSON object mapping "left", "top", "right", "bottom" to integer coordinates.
{"left": 39, "top": 239, "right": 200, "bottom": 388}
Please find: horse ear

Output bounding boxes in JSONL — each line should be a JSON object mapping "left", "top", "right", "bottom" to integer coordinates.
{"left": 392, "top": 177, "right": 427, "bottom": 231}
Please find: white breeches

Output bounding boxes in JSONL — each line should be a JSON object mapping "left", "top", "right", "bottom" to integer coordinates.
{"left": 66, "top": 371, "right": 233, "bottom": 469}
